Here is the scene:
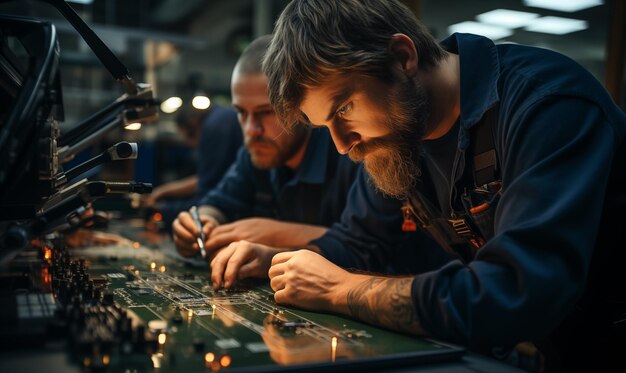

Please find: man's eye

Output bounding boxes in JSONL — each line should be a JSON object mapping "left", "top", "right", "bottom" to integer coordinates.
{"left": 337, "top": 102, "right": 353, "bottom": 118}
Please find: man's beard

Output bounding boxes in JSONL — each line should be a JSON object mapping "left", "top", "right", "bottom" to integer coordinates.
{"left": 246, "top": 137, "right": 282, "bottom": 168}
{"left": 245, "top": 129, "right": 307, "bottom": 169}
{"left": 349, "top": 76, "right": 429, "bottom": 199}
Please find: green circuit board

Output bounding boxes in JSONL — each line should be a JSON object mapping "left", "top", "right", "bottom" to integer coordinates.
{"left": 70, "top": 226, "right": 463, "bottom": 372}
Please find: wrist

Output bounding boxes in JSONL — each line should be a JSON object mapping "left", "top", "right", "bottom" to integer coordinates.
{"left": 330, "top": 272, "right": 367, "bottom": 315}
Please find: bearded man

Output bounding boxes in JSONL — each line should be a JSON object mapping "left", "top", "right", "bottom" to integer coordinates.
{"left": 225, "top": 1, "right": 626, "bottom": 371}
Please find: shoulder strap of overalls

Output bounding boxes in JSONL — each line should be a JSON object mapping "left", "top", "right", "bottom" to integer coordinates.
{"left": 404, "top": 105, "right": 501, "bottom": 264}
{"left": 471, "top": 104, "right": 500, "bottom": 187}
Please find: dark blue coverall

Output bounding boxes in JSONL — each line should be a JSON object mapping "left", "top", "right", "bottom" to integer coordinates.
{"left": 312, "top": 33, "right": 626, "bottom": 370}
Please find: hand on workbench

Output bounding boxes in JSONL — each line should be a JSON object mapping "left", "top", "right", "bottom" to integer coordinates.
{"left": 268, "top": 250, "right": 353, "bottom": 313}
{"left": 172, "top": 210, "right": 218, "bottom": 257}
{"left": 210, "top": 240, "right": 284, "bottom": 289}
{"left": 205, "top": 218, "right": 326, "bottom": 251}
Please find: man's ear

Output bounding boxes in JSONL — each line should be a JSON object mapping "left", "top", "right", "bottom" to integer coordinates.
{"left": 389, "top": 33, "right": 418, "bottom": 77}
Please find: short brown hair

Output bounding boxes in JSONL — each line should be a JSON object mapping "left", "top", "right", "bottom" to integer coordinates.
{"left": 263, "top": 0, "right": 446, "bottom": 129}
{"left": 235, "top": 34, "right": 272, "bottom": 75}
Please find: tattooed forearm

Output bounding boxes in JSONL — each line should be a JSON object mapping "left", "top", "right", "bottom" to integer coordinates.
{"left": 346, "top": 277, "right": 424, "bottom": 335}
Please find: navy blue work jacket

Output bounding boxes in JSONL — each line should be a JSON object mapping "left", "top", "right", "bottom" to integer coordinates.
{"left": 196, "top": 104, "right": 242, "bottom": 199}
{"left": 314, "top": 33, "right": 626, "bottom": 354}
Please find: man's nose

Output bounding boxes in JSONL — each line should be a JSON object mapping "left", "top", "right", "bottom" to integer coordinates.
{"left": 328, "top": 125, "right": 361, "bottom": 155}
{"left": 243, "top": 115, "right": 263, "bottom": 138}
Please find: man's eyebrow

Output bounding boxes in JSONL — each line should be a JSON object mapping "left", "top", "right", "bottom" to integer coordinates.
{"left": 325, "top": 85, "right": 355, "bottom": 122}
{"left": 232, "top": 103, "right": 273, "bottom": 112}
{"left": 254, "top": 104, "right": 274, "bottom": 111}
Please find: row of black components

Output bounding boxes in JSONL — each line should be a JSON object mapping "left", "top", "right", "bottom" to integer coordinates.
{"left": 46, "top": 244, "right": 159, "bottom": 370}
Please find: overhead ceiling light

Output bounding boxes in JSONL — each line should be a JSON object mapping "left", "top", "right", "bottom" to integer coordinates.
{"left": 160, "top": 96, "right": 183, "bottom": 114}
{"left": 448, "top": 21, "right": 513, "bottom": 41}
{"left": 524, "top": 16, "right": 588, "bottom": 35}
{"left": 124, "top": 122, "right": 142, "bottom": 131}
{"left": 523, "top": 0, "right": 603, "bottom": 13}
{"left": 192, "top": 95, "right": 211, "bottom": 110}
{"left": 67, "top": 0, "right": 94, "bottom": 4}
{"left": 476, "top": 9, "right": 539, "bottom": 28}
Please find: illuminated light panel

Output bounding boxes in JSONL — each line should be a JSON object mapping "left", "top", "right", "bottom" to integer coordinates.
{"left": 523, "top": 0, "right": 603, "bottom": 13}
{"left": 192, "top": 95, "right": 211, "bottom": 110}
{"left": 124, "top": 122, "right": 142, "bottom": 130}
{"left": 160, "top": 96, "right": 183, "bottom": 114}
{"left": 448, "top": 21, "right": 513, "bottom": 40}
{"left": 524, "top": 16, "right": 588, "bottom": 35}
{"left": 476, "top": 9, "right": 539, "bottom": 28}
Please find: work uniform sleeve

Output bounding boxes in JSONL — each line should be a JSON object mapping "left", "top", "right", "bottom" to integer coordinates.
{"left": 411, "top": 97, "right": 620, "bottom": 349}
{"left": 198, "top": 146, "right": 257, "bottom": 222}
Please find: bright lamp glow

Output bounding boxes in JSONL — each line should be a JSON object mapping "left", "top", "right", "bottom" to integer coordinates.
{"left": 523, "top": 0, "right": 603, "bottom": 13}
{"left": 125, "top": 122, "right": 142, "bottom": 131}
{"left": 160, "top": 96, "right": 183, "bottom": 114}
{"left": 192, "top": 95, "right": 211, "bottom": 110}
{"left": 524, "top": 16, "right": 588, "bottom": 35}
{"left": 448, "top": 21, "right": 513, "bottom": 41}
{"left": 476, "top": 9, "right": 539, "bottom": 28}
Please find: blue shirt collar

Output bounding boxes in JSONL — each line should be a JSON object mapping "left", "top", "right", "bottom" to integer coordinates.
{"left": 440, "top": 33, "right": 500, "bottom": 150}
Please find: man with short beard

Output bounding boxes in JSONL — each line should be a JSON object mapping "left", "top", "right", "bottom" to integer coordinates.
{"left": 253, "top": 1, "right": 625, "bottom": 372}
{"left": 172, "top": 35, "right": 359, "bottom": 289}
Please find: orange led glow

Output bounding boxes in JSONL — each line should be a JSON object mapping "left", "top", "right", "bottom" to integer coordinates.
{"left": 43, "top": 247, "right": 52, "bottom": 260}
{"left": 83, "top": 357, "right": 91, "bottom": 367}
{"left": 41, "top": 267, "right": 52, "bottom": 291}
{"left": 205, "top": 352, "right": 215, "bottom": 363}
{"left": 150, "top": 262, "right": 157, "bottom": 270}
{"left": 132, "top": 242, "right": 141, "bottom": 248}
{"left": 159, "top": 265, "right": 166, "bottom": 273}
{"left": 153, "top": 212, "right": 163, "bottom": 222}
{"left": 102, "top": 355, "right": 110, "bottom": 365}
{"left": 219, "top": 355, "right": 231, "bottom": 367}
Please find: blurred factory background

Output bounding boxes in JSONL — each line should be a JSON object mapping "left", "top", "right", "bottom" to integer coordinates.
{"left": 0, "top": 0, "right": 623, "bottom": 191}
